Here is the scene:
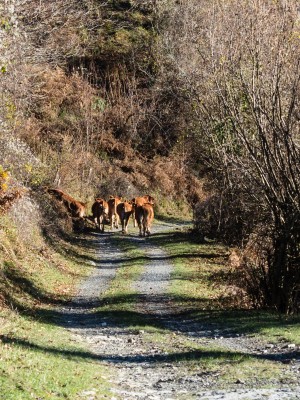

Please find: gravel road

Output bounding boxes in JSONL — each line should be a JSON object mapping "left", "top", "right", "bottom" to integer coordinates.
{"left": 59, "top": 222, "right": 300, "bottom": 400}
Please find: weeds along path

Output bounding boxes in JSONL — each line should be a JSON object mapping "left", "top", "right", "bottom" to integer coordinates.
{"left": 60, "top": 222, "right": 300, "bottom": 400}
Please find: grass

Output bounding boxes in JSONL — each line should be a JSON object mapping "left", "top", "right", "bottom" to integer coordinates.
{"left": 0, "top": 309, "right": 111, "bottom": 400}
{"left": 0, "top": 214, "right": 112, "bottom": 399}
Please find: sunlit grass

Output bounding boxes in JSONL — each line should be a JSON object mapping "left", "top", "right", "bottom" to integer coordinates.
{"left": 0, "top": 309, "right": 111, "bottom": 400}
{"left": 0, "top": 218, "right": 112, "bottom": 399}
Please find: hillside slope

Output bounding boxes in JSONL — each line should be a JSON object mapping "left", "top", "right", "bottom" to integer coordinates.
{"left": 0, "top": 0, "right": 203, "bottom": 207}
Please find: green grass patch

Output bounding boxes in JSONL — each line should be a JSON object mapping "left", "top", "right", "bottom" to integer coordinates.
{"left": 0, "top": 215, "right": 112, "bottom": 399}
{"left": 0, "top": 226, "right": 94, "bottom": 312}
{"left": 0, "top": 309, "right": 111, "bottom": 400}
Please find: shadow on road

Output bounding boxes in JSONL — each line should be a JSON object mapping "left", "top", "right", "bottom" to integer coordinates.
{"left": 1, "top": 332, "right": 298, "bottom": 365}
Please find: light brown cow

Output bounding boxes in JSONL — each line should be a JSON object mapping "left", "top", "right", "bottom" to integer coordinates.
{"left": 107, "top": 196, "right": 122, "bottom": 229}
{"left": 47, "top": 188, "right": 86, "bottom": 218}
{"left": 116, "top": 201, "right": 133, "bottom": 234}
{"left": 134, "top": 202, "right": 154, "bottom": 236}
{"left": 131, "top": 195, "right": 155, "bottom": 227}
{"left": 91, "top": 198, "right": 109, "bottom": 232}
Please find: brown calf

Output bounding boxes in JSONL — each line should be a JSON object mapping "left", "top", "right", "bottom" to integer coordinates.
{"left": 131, "top": 195, "right": 155, "bottom": 227}
{"left": 116, "top": 201, "right": 133, "bottom": 234}
{"left": 134, "top": 202, "right": 154, "bottom": 236}
{"left": 91, "top": 198, "right": 109, "bottom": 232}
{"left": 107, "top": 196, "right": 122, "bottom": 229}
{"left": 47, "top": 188, "right": 86, "bottom": 218}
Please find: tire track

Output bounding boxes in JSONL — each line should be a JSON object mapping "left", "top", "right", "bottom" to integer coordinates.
{"left": 59, "top": 224, "right": 300, "bottom": 400}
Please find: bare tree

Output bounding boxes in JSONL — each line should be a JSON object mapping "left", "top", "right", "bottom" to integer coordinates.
{"left": 160, "top": 0, "right": 300, "bottom": 312}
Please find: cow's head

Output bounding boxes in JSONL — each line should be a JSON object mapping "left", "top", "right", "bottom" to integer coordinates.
{"left": 47, "top": 188, "right": 64, "bottom": 200}
{"left": 142, "top": 195, "right": 155, "bottom": 205}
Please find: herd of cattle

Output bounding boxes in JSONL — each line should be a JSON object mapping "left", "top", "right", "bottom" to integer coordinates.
{"left": 47, "top": 188, "right": 155, "bottom": 236}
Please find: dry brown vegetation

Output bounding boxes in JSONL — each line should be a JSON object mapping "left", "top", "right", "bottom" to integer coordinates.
{"left": 1, "top": 0, "right": 202, "bottom": 205}
{"left": 1, "top": 0, "right": 300, "bottom": 313}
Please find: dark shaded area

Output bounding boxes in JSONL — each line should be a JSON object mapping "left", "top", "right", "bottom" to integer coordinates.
{"left": 2, "top": 264, "right": 76, "bottom": 307}
{"left": 0, "top": 334, "right": 244, "bottom": 363}
{"left": 32, "top": 294, "right": 300, "bottom": 341}
{"left": 1, "top": 330, "right": 299, "bottom": 365}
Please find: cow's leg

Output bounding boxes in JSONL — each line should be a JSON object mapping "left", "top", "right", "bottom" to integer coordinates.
{"left": 142, "top": 221, "right": 147, "bottom": 237}
{"left": 124, "top": 215, "right": 130, "bottom": 234}
{"left": 146, "top": 221, "right": 151, "bottom": 235}
{"left": 114, "top": 213, "right": 119, "bottom": 229}
{"left": 109, "top": 214, "right": 114, "bottom": 230}
{"left": 135, "top": 207, "right": 143, "bottom": 236}
{"left": 132, "top": 211, "right": 136, "bottom": 227}
{"left": 141, "top": 215, "right": 147, "bottom": 237}
{"left": 100, "top": 215, "right": 105, "bottom": 232}
{"left": 95, "top": 215, "right": 101, "bottom": 231}
{"left": 121, "top": 217, "right": 125, "bottom": 234}
{"left": 137, "top": 219, "right": 143, "bottom": 236}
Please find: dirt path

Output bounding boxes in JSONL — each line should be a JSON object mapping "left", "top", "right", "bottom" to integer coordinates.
{"left": 60, "top": 223, "right": 300, "bottom": 400}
